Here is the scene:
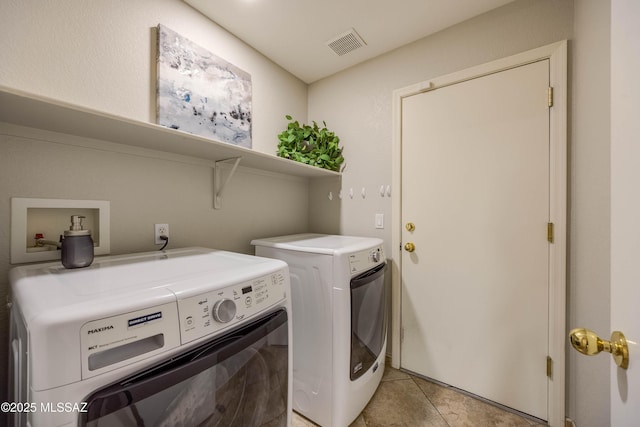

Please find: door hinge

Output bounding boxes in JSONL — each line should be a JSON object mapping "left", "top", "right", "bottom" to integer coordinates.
{"left": 548, "top": 87, "right": 554, "bottom": 107}
{"left": 400, "top": 326, "right": 405, "bottom": 344}
{"left": 547, "top": 356, "right": 553, "bottom": 377}
{"left": 547, "top": 222, "right": 554, "bottom": 243}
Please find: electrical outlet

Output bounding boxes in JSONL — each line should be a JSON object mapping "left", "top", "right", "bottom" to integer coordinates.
{"left": 154, "top": 223, "right": 169, "bottom": 245}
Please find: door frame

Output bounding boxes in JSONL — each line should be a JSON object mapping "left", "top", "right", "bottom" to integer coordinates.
{"left": 391, "top": 41, "right": 567, "bottom": 426}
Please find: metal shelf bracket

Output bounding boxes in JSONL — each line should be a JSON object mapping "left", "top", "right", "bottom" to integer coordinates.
{"left": 213, "top": 157, "right": 242, "bottom": 209}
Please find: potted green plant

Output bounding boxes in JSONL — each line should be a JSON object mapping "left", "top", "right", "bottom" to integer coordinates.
{"left": 277, "top": 115, "right": 344, "bottom": 172}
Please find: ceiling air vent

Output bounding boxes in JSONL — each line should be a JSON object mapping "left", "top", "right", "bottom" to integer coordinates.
{"left": 326, "top": 28, "right": 367, "bottom": 56}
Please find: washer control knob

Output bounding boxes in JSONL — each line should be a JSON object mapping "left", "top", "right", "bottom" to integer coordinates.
{"left": 212, "top": 299, "right": 236, "bottom": 323}
{"left": 371, "top": 250, "right": 380, "bottom": 263}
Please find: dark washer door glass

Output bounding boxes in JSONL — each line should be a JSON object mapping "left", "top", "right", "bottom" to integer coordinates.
{"left": 350, "top": 263, "right": 386, "bottom": 380}
{"left": 80, "top": 309, "right": 288, "bottom": 427}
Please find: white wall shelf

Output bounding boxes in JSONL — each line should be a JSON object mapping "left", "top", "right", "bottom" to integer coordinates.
{"left": 0, "top": 86, "right": 340, "bottom": 179}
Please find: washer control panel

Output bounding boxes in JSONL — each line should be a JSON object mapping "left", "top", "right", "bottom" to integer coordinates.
{"left": 349, "top": 246, "right": 385, "bottom": 275}
{"left": 178, "top": 268, "right": 288, "bottom": 344}
{"left": 80, "top": 301, "right": 181, "bottom": 380}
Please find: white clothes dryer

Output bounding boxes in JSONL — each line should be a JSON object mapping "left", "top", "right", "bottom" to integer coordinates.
{"left": 8, "top": 247, "right": 292, "bottom": 427}
{"left": 251, "top": 234, "right": 387, "bottom": 427}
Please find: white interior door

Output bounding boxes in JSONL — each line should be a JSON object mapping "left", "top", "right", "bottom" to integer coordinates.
{"left": 610, "top": 1, "right": 640, "bottom": 423}
{"left": 400, "top": 60, "right": 551, "bottom": 420}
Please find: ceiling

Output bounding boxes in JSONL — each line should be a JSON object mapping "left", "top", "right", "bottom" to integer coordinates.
{"left": 184, "top": 0, "right": 514, "bottom": 83}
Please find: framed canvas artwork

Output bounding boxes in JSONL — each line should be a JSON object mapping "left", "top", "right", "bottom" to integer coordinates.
{"left": 156, "top": 24, "right": 252, "bottom": 148}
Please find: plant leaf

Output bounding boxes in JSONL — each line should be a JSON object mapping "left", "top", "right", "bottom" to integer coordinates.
{"left": 276, "top": 116, "right": 344, "bottom": 171}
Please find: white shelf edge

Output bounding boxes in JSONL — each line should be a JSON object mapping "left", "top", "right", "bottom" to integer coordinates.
{"left": 0, "top": 86, "right": 340, "bottom": 179}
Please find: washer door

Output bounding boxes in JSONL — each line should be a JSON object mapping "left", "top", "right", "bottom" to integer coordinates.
{"left": 350, "top": 262, "right": 387, "bottom": 380}
{"left": 80, "top": 309, "right": 288, "bottom": 427}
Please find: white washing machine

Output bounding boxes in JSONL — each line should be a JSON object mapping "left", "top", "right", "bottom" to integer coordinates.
{"left": 251, "top": 234, "right": 387, "bottom": 427}
{"left": 8, "top": 247, "right": 292, "bottom": 427}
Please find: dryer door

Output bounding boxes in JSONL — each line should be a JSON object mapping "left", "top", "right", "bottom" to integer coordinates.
{"left": 350, "top": 262, "right": 387, "bottom": 380}
{"left": 80, "top": 309, "right": 289, "bottom": 427}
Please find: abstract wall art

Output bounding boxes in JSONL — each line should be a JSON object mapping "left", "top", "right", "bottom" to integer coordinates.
{"left": 156, "top": 24, "right": 252, "bottom": 148}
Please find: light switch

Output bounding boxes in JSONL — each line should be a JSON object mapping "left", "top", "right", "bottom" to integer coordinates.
{"left": 375, "top": 213, "right": 384, "bottom": 229}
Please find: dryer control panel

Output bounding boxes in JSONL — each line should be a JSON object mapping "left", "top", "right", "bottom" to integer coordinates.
{"left": 349, "top": 246, "right": 385, "bottom": 275}
{"left": 178, "top": 268, "right": 288, "bottom": 343}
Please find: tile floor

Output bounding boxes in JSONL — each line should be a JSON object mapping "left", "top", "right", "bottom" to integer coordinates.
{"left": 292, "top": 365, "right": 548, "bottom": 427}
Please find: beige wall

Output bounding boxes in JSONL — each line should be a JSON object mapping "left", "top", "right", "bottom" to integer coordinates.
{"left": 309, "top": 0, "right": 611, "bottom": 425}
{"left": 0, "top": 0, "right": 308, "bottom": 154}
{"left": 0, "top": 0, "right": 312, "bottom": 407}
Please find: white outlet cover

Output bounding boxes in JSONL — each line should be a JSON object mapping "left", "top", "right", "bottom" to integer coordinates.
{"left": 154, "top": 223, "right": 169, "bottom": 244}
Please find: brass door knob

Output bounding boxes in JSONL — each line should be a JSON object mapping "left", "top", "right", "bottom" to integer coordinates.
{"left": 404, "top": 242, "right": 415, "bottom": 252}
{"left": 405, "top": 222, "right": 416, "bottom": 232}
{"left": 569, "top": 328, "right": 629, "bottom": 369}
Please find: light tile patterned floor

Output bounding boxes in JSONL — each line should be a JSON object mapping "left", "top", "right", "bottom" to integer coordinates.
{"left": 292, "top": 366, "right": 548, "bottom": 427}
